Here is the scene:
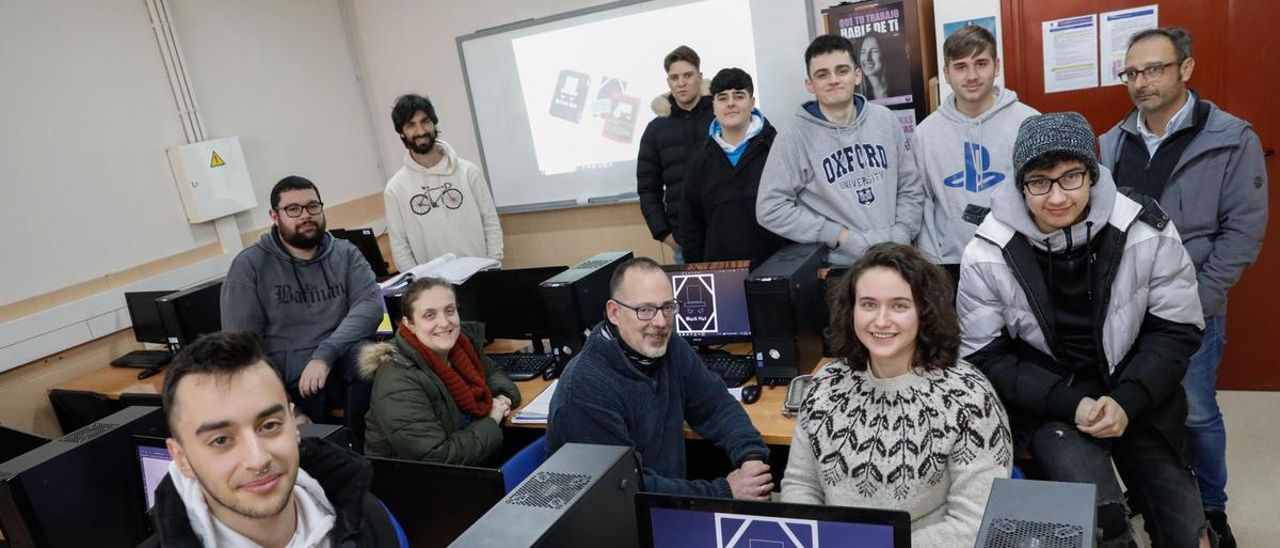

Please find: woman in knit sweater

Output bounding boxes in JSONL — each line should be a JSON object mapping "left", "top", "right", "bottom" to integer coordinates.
{"left": 360, "top": 277, "right": 521, "bottom": 465}
{"left": 781, "top": 243, "right": 1011, "bottom": 547}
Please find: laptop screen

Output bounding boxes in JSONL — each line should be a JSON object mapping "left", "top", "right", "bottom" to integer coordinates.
{"left": 134, "top": 437, "right": 172, "bottom": 510}
{"left": 638, "top": 494, "right": 910, "bottom": 548}
{"left": 661, "top": 261, "right": 752, "bottom": 344}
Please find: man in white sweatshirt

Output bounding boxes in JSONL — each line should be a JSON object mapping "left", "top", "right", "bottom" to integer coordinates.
{"left": 384, "top": 94, "right": 503, "bottom": 272}
{"left": 913, "top": 25, "right": 1038, "bottom": 282}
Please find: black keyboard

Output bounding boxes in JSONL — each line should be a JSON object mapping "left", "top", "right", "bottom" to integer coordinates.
{"left": 701, "top": 354, "right": 755, "bottom": 388}
{"left": 491, "top": 353, "right": 556, "bottom": 381}
{"left": 110, "top": 350, "right": 173, "bottom": 368}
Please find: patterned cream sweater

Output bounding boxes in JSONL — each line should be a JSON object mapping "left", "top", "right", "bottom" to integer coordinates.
{"left": 781, "top": 360, "right": 1012, "bottom": 548}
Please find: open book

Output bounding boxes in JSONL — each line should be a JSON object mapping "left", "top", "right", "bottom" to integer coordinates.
{"left": 379, "top": 253, "right": 500, "bottom": 292}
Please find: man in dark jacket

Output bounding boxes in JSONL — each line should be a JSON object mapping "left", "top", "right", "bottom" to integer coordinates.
{"left": 221, "top": 176, "right": 383, "bottom": 444}
{"left": 680, "top": 68, "right": 789, "bottom": 266}
{"left": 637, "top": 45, "right": 715, "bottom": 261}
{"left": 1099, "top": 28, "right": 1268, "bottom": 547}
{"left": 143, "top": 331, "right": 400, "bottom": 547}
{"left": 958, "top": 113, "right": 1210, "bottom": 547}
{"left": 546, "top": 257, "right": 772, "bottom": 499}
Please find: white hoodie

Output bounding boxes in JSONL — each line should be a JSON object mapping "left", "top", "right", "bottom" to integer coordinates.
{"left": 168, "top": 461, "right": 336, "bottom": 548}
{"left": 384, "top": 139, "right": 504, "bottom": 271}
{"left": 913, "top": 88, "right": 1038, "bottom": 265}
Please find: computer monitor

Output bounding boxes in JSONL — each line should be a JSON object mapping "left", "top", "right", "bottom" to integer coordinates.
{"left": 332, "top": 227, "right": 391, "bottom": 278}
{"left": 132, "top": 435, "right": 170, "bottom": 512}
{"left": 452, "top": 443, "right": 639, "bottom": 547}
{"left": 661, "top": 261, "right": 752, "bottom": 345}
{"left": 124, "top": 290, "right": 176, "bottom": 345}
{"left": 0, "top": 406, "right": 167, "bottom": 547}
{"left": 155, "top": 278, "right": 223, "bottom": 349}
{"left": 458, "top": 266, "right": 569, "bottom": 349}
{"left": 637, "top": 493, "right": 911, "bottom": 548}
{"left": 368, "top": 456, "right": 507, "bottom": 547}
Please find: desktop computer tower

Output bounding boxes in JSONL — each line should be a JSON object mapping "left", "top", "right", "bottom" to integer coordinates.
{"left": 451, "top": 443, "right": 640, "bottom": 548}
{"left": 745, "top": 243, "right": 826, "bottom": 385}
{"left": 975, "top": 478, "right": 1096, "bottom": 548}
{"left": 538, "top": 251, "right": 632, "bottom": 363}
{"left": 0, "top": 406, "right": 167, "bottom": 548}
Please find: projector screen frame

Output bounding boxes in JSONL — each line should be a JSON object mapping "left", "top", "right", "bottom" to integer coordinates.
{"left": 456, "top": 0, "right": 818, "bottom": 214}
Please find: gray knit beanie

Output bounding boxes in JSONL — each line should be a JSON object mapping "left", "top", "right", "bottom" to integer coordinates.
{"left": 1012, "top": 112, "right": 1099, "bottom": 187}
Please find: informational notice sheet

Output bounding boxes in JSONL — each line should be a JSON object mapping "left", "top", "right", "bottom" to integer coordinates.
{"left": 1042, "top": 14, "right": 1099, "bottom": 93}
{"left": 1099, "top": 5, "right": 1159, "bottom": 86}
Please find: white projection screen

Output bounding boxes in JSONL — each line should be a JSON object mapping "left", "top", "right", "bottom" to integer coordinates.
{"left": 458, "top": 0, "right": 816, "bottom": 212}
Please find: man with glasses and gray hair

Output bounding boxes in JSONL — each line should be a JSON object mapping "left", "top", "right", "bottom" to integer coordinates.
{"left": 222, "top": 176, "right": 383, "bottom": 443}
{"left": 1099, "top": 28, "right": 1266, "bottom": 547}
{"left": 546, "top": 257, "right": 773, "bottom": 499}
{"left": 959, "top": 113, "right": 1212, "bottom": 547}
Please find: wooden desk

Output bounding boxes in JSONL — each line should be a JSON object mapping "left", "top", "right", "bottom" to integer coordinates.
{"left": 505, "top": 369, "right": 797, "bottom": 446}
{"left": 50, "top": 341, "right": 811, "bottom": 445}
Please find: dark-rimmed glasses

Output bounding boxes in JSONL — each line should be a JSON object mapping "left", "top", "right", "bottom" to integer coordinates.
{"left": 612, "top": 299, "right": 679, "bottom": 321}
{"left": 1023, "top": 170, "right": 1088, "bottom": 196}
{"left": 276, "top": 201, "right": 324, "bottom": 218}
{"left": 1117, "top": 61, "right": 1178, "bottom": 84}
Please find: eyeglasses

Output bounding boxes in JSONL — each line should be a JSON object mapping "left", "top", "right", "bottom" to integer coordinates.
{"left": 1023, "top": 170, "right": 1088, "bottom": 196}
{"left": 1117, "top": 61, "right": 1178, "bottom": 84}
{"left": 612, "top": 299, "right": 679, "bottom": 321}
{"left": 276, "top": 201, "right": 324, "bottom": 218}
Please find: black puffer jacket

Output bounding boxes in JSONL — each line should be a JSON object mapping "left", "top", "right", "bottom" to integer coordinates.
{"left": 637, "top": 92, "right": 715, "bottom": 242}
{"left": 679, "top": 120, "right": 791, "bottom": 266}
{"left": 140, "top": 437, "right": 401, "bottom": 547}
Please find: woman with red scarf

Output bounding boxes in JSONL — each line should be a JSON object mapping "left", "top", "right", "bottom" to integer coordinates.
{"left": 360, "top": 277, "right": 521, "bottom": 465}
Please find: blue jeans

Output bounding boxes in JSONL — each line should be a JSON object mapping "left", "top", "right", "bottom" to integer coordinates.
{"left": 291, "top": 341, "right": 373, "bottom": 452}
{"left": 1184, "top": 314, "right": 1228, "bottom": 511}
{"left": 1031, "top": 421, "right": 1206, "bottom": 547}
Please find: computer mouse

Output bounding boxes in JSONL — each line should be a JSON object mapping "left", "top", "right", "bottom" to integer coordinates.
{"left": 137, "top": 366, "right": 162, "bottom": 380}
{"left": 740, "top": 384, "right": 762, "bottom": 405}
{"left": 542, "top": 364, "right": 559, "bottom": 381}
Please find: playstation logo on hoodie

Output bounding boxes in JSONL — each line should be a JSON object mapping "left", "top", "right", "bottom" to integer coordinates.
{"left": 943, "top": 142, "right": 1005, "bottom": 193}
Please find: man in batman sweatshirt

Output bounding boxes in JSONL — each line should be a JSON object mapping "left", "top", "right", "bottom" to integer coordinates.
{"left": 756, "top": 34, "right": 924, "bottom": 266}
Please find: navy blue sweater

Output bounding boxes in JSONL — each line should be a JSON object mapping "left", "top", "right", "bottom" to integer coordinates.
{"left": 546, "top": 322, "right": 769, "bottom": 497}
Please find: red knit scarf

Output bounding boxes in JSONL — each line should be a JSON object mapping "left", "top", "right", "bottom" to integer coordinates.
{"left": 398, "top": 323, "right": 493, "bottom": 417}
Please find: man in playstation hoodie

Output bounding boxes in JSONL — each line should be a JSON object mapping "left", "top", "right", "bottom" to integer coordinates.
{"left": 222, "top": 176, "right": 383, "bottom": 433}
{"left": 914, "top": 25, "right": 1038, "bottom": 281}
{"left": 757, "top": 34, "right": 924, "bottom": 266}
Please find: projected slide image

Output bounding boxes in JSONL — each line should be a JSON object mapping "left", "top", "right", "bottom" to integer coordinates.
{"left": 550, "top": 69, "right": 590, "bottom": 123}
{"left": 673, "top": 273, "right": 717, "bottom": 334}
{"left": 512, "top": 0, "right": 757, "bottom": 176}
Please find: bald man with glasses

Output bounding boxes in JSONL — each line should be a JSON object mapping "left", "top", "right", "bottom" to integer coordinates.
{"left": 546, "top": 257, "right": 773, "bottom": 500}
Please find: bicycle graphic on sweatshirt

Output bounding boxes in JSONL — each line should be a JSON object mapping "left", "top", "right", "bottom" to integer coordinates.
{"left": 409, "top": 183, "right": 464, "bottom": 215}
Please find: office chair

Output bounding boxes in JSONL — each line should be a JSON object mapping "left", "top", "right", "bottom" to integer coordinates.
{"left": 500, "top": 435, "right": 548, "bottom": 492}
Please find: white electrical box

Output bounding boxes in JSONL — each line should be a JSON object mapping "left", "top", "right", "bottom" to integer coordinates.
{"left": 167, "top": 136, "right": 257, "bottom": 223}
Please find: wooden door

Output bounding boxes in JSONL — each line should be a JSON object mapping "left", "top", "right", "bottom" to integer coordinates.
{"left": 1000, "top": 0, "right": 1278, "bottom": 389}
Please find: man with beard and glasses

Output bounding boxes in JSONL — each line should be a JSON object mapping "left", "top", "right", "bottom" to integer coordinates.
{"left": 222, "top": 176, "right": 382, "bottom": 444}
{"left": 141, "top": 331, "right": 401, "bottom": 547}
{"left": 383, "top": 93, "right": 503, "bottom": 272}
{"left": 546, "top": 257, "right": 773, "bottom": 499}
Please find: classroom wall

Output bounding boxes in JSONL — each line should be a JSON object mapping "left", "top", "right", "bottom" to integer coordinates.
{"left": 0, "top": 0, "right": 667, "bottom": 436}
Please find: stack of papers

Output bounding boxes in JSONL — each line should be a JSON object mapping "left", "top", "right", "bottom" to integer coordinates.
{"left": 379, "top": 253, "right": 500, "bottom": 292}
{"left": 511, "top": 380, "right": 558, "bottom": 424}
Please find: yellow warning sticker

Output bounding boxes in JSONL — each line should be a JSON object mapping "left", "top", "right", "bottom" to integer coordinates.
{"left": 210, "top": 151, "right": 226, "bottom": 168}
